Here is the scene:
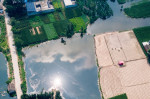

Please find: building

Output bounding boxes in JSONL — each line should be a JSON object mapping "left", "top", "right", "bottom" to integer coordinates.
{"left": 142, "top": 41, "right": 150, "bottom": 52}
{"left": 63, "top": 0, "right": 77, "bottom": 8}
{"left": 26, "top": 0, "right": 54, "bottom": 16}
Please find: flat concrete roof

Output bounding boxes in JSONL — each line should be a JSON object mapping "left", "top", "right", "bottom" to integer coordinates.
{"left": 64, "top": 0, "right": 73, "bottom": 6}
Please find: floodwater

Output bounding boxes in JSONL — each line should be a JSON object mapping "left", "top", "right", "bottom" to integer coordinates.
{"left": 0, "top": 53, "right": 16, "bottom": 99}
{"left": 23, "top": 0, "right": 150, "bottom": 99}
{"left": 87, "top": 0, "right": 150, "bottom": 34}
{"left": 23, "top": 35, "right": 101, "bottom": 99}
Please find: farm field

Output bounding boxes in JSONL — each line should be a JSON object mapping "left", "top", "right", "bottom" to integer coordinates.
{"left": 12, "top": 8, "right": 89, "bottom": 47}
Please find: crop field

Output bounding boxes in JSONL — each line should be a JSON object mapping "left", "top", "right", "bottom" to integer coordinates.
{"left": 13, "top": 5, "right": 89, "bottom": 47}
{"left": 40, "top": 14, "right": 51, "bottom": 24}
{"left": 43, "top": 24, "right": 58, "bottom": 40}
{"left": 65, "top": 7, "right": 82, "bottom": 19}
{"left": 59, "top": 12, "right": 65, "bottom": 20}
{"left": 53, "top": 20, "right": 71, "bottom": 36}
{"left": 48, "top": 14, "right": 55, "bottom": 22}
{"left": 124, "top": 1, "right": 150, "bottom": 18}
{"left": 69, "top": 17, "right": 86, "bottom": 32}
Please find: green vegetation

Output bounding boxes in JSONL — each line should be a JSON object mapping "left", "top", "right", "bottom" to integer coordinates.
{"left": 109, "top": 93, "right": 127, "bottom": 99}
{"left": 43, "top": 24, "right": 59, "bottom": 40}
{"left": 4, "top": 0, "right": 113, "bottom": 95}
{"left": 53, "top": 20, "right": 73, "bottom": 36}
{"left": 21, "top": 91, "right": 62, "bottom": 99}
{"left": 133, "top": 26, "right": 150, "bottom": 55}
{"left": 124, "top": 1, "right": 150, "bottom": 18}
{"left": 69, "top": 17, "right": 86, "bottom": 32}
{"left": 77, "top": 0, "right": 113, "bottom": 23}
{"left": 0, "top": 16, "right": 14, "bottom": 83}
{"left": 52, "top": 0, "right": 62, "bottom": 9}
{"left": 117, "top": 0, "right": 126, "bottom": 4}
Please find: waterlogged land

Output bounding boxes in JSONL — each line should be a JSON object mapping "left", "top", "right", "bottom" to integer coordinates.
{"left": 23, "top": 35, "right": 101, "bottom": 99}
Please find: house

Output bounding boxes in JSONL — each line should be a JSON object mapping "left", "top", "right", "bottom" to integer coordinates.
{"left": 0, "top": 3, "right": 3, "bottom": 14}
{"left": 26, "top": 0, "right": 54, "bottom": 16}
{"left": 63, "top": 0, "right": 77, "bottom": 8}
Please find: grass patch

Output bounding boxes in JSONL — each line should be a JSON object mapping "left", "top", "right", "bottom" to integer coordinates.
{"left": 69, "top": 17, "right": 86, "bottom": 32}
{"left": 43, "top": 24, "right": 59, "bottom": 40}
{"left": 117, "top": 0, "right": 126, "bottom": 4}
{"left": 124, "top": 1, "right": 150, "bottom": 18}
{"left": 133, "top": 26, "right": 150, "bottom": 56}
{"left": 109, "top": 93, "right": 127, "bottom": 99}
{"left": 48, "top": 13, "right": 56, "bottom": 23}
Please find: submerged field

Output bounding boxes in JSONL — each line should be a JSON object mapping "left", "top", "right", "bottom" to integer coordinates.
{"left": 124, "top": 1, "right": 150, "bottom": 18}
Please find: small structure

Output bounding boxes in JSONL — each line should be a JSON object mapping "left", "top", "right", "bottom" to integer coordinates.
{"left": 0, "top": 3, "right": 3, "bottom": 14}
{"left": 7, "top": 80, "right": 16, "bottom": 96}
{"left": 142, "top": 41, "right": 150, "bottom": 54}
{"left": 26, "top": 0, "right": 54, "bottom": 16}
{"left": 63, "top": 0, "right": 77, "bottom": 8}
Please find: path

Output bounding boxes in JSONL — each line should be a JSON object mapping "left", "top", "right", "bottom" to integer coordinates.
{"left": 3, "top": 6, "right": 22, "bottom": 99}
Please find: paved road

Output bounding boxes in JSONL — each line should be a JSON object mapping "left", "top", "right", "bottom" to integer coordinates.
{"left": 3, "top": 7, "right": 22, "bottom": 99}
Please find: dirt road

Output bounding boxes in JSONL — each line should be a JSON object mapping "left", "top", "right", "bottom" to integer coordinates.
{"left": 3, "top": 7, "right": 22, "bottom": 99}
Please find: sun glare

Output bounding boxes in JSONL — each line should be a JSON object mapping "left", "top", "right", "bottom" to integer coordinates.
{"left": 53, "top": 77, "right": 62, "bottom": 88}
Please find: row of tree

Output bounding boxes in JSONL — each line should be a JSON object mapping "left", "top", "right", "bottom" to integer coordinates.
{"left": 3, "top": 0, "right": 26, "bottom": 17}
{"left": 21, "top": 91, "right": 62, "bottom": 99}
{"left": 77, "top": 0, "right": 113, "bottom": 24}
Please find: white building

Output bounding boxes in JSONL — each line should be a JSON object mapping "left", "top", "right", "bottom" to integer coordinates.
{"left": 63, "top": 0, "right": 77, "bottom": 8}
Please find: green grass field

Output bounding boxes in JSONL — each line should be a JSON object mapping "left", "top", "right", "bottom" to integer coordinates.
{"left": 117, "top": 0, "right": 126, "bottom": 4}
{"left": 109, "top": 93, "right": 127, "bottom": 99}
{"left": 133, "top": 26, "right": 150, "bottom": 56}
{"left": 124, "top": 1, "right": 150, "bottom": 18}
{"left": 69, "top": 17, "right": 86, "bottom": 32}
{"left": 43, "top": 24, "right": 59, "bottom": 40}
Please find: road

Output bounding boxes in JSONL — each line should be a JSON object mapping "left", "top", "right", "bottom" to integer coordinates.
{"left": 3, "top": 6, "right": 22, "bottom": 99}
